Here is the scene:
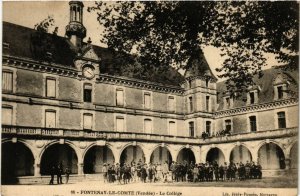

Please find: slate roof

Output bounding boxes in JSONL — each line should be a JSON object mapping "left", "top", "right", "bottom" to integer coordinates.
{"left": 216, "top": 67, "right": 299, "bottom": 111}
{"left": 3, "top": 21, "right": 185, "bottom": 86}
{"left": 184, "top": 48, "right": 217, "bottom": 81}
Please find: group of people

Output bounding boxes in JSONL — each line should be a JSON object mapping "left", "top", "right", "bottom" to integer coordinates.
{"left": 201, "top": 130, "right": 232, "bottom": 140}
{"left": 102, "top": 159, "right": 262, "bottom": 184}
{"left": 49, "top": 163, "right": 71, "bottom": 185}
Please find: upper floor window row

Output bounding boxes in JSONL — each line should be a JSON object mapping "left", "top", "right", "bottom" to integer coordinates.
{"left": 2, "top": 70, "right": 13, "bottom": 92}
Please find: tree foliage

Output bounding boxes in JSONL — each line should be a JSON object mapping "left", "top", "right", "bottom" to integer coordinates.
{"left": 89, "top": 2, "right": 298, "bottom": 92}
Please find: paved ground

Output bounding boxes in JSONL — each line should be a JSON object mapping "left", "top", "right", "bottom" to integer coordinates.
{"left": 1, "top": 175, "right": 298, "bottom": 196}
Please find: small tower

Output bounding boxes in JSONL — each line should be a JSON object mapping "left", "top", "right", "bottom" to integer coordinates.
{"left": 66, "top": 1, "right": 86, "bottom": 48}
{"left": 184, "top": 48, "right": 218, "bottom": 137}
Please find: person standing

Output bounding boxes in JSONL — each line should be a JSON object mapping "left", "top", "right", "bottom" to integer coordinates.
{"left": 102, "top": 163, "right": 108, "bottom": 183}
{"left": 49, "top": 166, "right": 55, "bottom": 185}
{"left": 57, "top": 164, "right": 63, "bottom": 184}
{"left": 65, "top": 167, "right": 70, "bottom": 184}
{"left": 162, "top": 161, "right": 169, "bottom": 182}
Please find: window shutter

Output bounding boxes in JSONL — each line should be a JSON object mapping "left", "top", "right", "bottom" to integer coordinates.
{"left": 2, "top": 107, "right": 12, "bottom": 125}
{"left": 45, "top": 111, "right": 56, "bottom": 128}
{"left": 83, "top": 114, "right": 93, "bottom": 130}
{"left": 2, "top": 71, "right": 13, "bottom": 92}
{"left": 116, "top": 89, "right": 124, "bottom": 106}
{"left": 46, "top": 78, "right": 56, "bottom": 97}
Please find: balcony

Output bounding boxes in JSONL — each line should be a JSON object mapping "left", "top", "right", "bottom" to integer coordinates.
{"left": 1, "top": 125, "right": 297, "bottom": 145}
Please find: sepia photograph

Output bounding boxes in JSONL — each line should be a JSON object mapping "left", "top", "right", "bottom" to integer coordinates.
{"left": 1, "top": 1, "right": 299, "bottom": 196}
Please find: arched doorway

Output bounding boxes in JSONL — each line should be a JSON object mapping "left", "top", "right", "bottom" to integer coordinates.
{"left": 2, "top": 142, "right": 34, "bottom": 184}
{"left": 258, "top": 143, "right": 285, "bottom": 170}
{"left": 120, "top": 145, "right": 145, "bottom": 166}
{"left": 83, "top": 146, "right": 115, "bottom": 174}
{"left": 230, "top": 145, "right": 252, "bottom": 164}
{"left": 206, "top": 148, "right": 225, "bottom": 165}
{"left": 177, "top": 148, "right": 195, "bottom": 164}
{"left": 290, "top": 142, "right": 298, "bottom": 169}
{"left": 150, "top": 146, "right": 172, "bottom": 165}
{"left": 40, "top": 143, "right": 78, "bottom": 175}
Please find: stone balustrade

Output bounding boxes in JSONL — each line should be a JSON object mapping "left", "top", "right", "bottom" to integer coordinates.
{"left": 1, "top": 125, "right": 297, "bottom": 145}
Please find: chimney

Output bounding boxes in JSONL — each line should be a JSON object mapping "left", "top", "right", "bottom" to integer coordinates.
{"left": 66, "top": 1, "right": 86, "bottom": 48}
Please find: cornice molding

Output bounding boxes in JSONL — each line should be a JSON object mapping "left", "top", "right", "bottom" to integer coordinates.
{"left": 214, "top": 98, "right": 298, "bottom": 118}
{"left": 3, "top": 55, "right": 185, "bottom": 95}
{"left": 97, "top": 74, "right": 184, "bottom": 95}
{"left": 3, "top": 55, "right": 79, "bottom": 78}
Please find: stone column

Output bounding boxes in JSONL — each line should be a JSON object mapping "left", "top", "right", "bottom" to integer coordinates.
{"left": 34, "top": 163, "right": 41, "bottom": 177}
{"left": 285, "top": 158, "right": 291, "bottom": 170}
{"left": 33, "top": 156, "right": 41, "bottom": 177}
{"left": 78, "top": 163, "right": 84, "bottom": 175}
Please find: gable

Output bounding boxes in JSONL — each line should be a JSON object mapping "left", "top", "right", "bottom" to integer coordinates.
{"left": 82, "top": 47, "right": 99, "bottom": 61}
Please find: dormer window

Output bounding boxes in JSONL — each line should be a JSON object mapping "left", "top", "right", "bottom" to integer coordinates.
{"left": 277, "top": 86, "right": 283, "bottom": 99}
{"left": 247, "top": 90, "right": 258, "bottom": 105}
{"left": 188, "top": 80, "right": 192, "bottom": 88}
{"left": 273, "top": 73, "right": 289, "bottom": 100}
{"left": 274, "top": 84, "right": 287, "bottom": 100}
{"left": 223, "top": 96, "right": 232, "bottom": 109}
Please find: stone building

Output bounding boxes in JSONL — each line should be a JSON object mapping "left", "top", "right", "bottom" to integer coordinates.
{"left": 2, "top": 1, "right": 298, "bottom": 184}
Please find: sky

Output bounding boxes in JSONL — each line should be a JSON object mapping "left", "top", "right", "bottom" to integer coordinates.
{"left": 3, "top": 1, "right": 280, "bottom": 81}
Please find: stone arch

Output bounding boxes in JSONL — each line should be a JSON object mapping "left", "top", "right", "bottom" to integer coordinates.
{"left": 289, "top": 141, "right": 298, "bottom": 169}
{"left": 120, "top": 143, "right": 145, "bottom": 166}
{"left": 176, "top": 147, "right": 196, "bottom": 164}
{"left": 38, "top": 140, "right": 81, "bottom": 162}
{"left": 206, "top": 147, "right": 225, "bottom": 165}
{"left": 2, "top": 140, "right": 35, "bottom": 184}
{"left": 229, "top": 144, "right": 252, "bottom": 164}
{"left": 83, "top": 144, "right": 115, "bottom": 174}
{"left": 40, "top": 141, "right": 79, "bottom": 175}
{"left": 258, "top": 142, "right": 285, "bottom": 170}
{"left": 150, "top": 145, "right": 172, "bottom": 165}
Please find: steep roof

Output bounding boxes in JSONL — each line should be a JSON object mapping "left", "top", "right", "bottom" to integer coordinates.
{"left": 184, "top": 49, "right": 217, "bottom": 81}
{"left": 216, "top": 67, "right": 299, "bottom": 110}
{"left": 3, "top": 21, "right": 185, "bottom": 86}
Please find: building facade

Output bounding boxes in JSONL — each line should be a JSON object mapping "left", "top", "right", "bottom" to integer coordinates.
{"left": 2, "top": 1, "right": 298, "bottom": 184}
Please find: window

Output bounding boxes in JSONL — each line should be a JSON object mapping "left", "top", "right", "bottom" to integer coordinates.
{"left": 249, "top": 116, "right": 257, "bottom": 132}
{"left": 83, "top": 83, "right": 92, "bottom": 102}
{"left": 225, "top": 119, "right": 232, "bottom": 132}
{"left": 45, "top": 110, "right": 56, "bottom": 128}
{"left": 116, "top": 88, "right": 124, "bottom": 106}
{"left": 188, "top": 80, "right": 192, "bottom": 88}
{"left": 277, "top": 112, "right": 286, "bottom": 129}
{"left": 144, "top": 119, "right": 152, "bottom": 134}
{"left": 169, "top": 121, "right": 176, "bottom": 135}
{"left": 2, "top": 107, "right": 12, "bottom": 125}
{"left": 206, "top": 79, "right": 209, "bottom": 88}
{"left": 83, "top": 113, "right": 93, "bottom": 130}
{"left": 206, "top": 121, "right": 211, "bottom": 136}
{"left": 277, "top": 86, "right": 283, "bottom": 100}
{"left": 46, "top": 77, "right": 56, "bottom": 98}
{"left": 2, "top": 71, "right": 13, "bottom": 92}
{"left": 116, "top": 117, "right": 125, "bottom": 132}
{"left": 189, "top": 96, "right": 193, "bottom": 112}
{"left": 206, "top": 96, "right": 210, "bottom": 111}
{"left": 168, "top": 96, "right": 175, "bottom": 112}
{"left": 224, "top": 97, "right": 230, "bottom": 109}
{"left": 189, "top": 121, "right": 194, "bottom": 137}
{"left": 144, "top": 92, "right": 151, "bottom": 109}
{"left": 249, "top": 92, "right": 255, "bottom": 104}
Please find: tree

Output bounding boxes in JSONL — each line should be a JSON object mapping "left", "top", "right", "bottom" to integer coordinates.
{"left": 88, "top": 1, "right": 298, "bottom": 93}
{"left": 30, "top": 16, "right": 58, "bottom": 62}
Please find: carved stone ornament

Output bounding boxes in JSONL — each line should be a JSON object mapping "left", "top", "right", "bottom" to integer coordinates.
{"left": 36, "top": 140, "right": 45, "bottom": 148}
{"left": 96, "top": 140, "right": 106, "bottom": 146}
{"left": 79, "top": 141, "right": 87, "bottom": 149}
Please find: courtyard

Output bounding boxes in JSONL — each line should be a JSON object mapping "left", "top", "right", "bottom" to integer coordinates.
{"left": 1, "top": 174, "right": 298, "bottom": 196}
